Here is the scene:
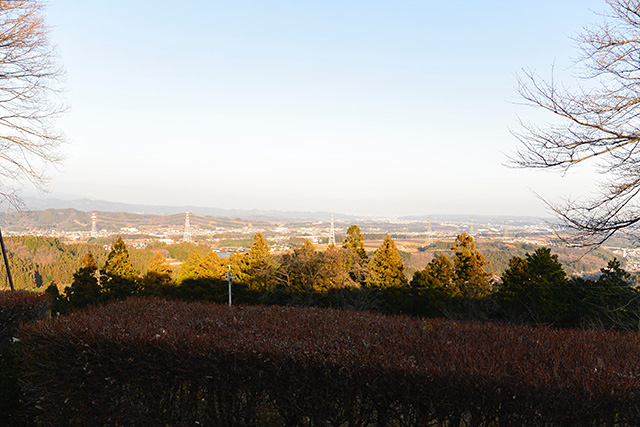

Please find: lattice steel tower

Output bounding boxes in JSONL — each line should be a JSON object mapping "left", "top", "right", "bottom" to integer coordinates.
{"left": 91, "top": 212, "right": 97, "bottom": 237}
{"left": 328, "top": 214, "right": 336, "bottom": 246}
{"left": 183, "top": 210, "right": 192, "bottom": 242}
{"left": 424, "top": 216, "right": 433, "bottom": 246}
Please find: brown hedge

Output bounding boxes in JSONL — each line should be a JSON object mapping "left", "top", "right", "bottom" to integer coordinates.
{"left": 0, "top": 290, "right": 50, "bottom": 348}
{"left": 17, "top": 298, "right": 640, "bottom": 426}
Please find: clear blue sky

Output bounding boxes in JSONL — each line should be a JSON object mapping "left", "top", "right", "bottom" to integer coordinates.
{"left": 40, "top": 0, "right": 607, "bottom": 216}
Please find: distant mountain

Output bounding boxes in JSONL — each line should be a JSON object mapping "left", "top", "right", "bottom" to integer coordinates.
{"left": 398, "top": 214, "right": 554, "bottom": 225}
{"left": 19, "top": 196, "right": 364, "bottom": 223}
{"left": 15, "top": 195, "right": 554, "bottom": 226}
{"left": 0, "top": 208, "right": 260, "bottom": 233}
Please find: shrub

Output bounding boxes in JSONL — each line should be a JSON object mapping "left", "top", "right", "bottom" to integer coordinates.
{"left": 17, "top": 298, "right": 640, "bottom": 425}
{"left": 0, "top": 291, "right": 50, "bottom": 426}
{"left": 0, "top": 291, "right": 50, "bottom": 348}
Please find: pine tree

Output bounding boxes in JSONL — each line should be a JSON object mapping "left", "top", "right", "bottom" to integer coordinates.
{"left": 370, "top": 235, "right": 408, "bottom": 288}
{"left": 451, "top": 233, "right": 491, "bottom": 299}
{"left": 101, "top": 237, "right": 140, "bottom": 300}
{"left": 499, "top": 247, "right": 569, "bottom": 323}
{"left": 588, "top": 258, "right": 640, "bottom": 327}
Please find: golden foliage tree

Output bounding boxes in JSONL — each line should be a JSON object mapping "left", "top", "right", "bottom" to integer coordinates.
{"left": 370, "top": 235, "right": 408, "bottom": 288}
{"left": 451, "top": 233, "right": 491, "bottom": 299}
{"left": 230, "top": 233, "right": 274, "bottom": 290}
{"left": 101, "top": 237, "right": 140, "bottom": 299}
{"left": 142, "top": 253, "right": 174, "bottom": 291}
{"left": 177, "top": 250, "right": 203, "bottom": 284}
{"left": 197, "top": 251, "right": 226, "bottom": 281}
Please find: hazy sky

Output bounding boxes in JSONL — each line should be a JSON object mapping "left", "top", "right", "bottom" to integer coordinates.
{"left": 39, "top": 1, "right": 607, "bottom": 217}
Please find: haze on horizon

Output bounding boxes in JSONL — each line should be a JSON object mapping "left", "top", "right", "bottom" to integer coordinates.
{"left": 38, "top": 1, "right": 606, "bottom": 218}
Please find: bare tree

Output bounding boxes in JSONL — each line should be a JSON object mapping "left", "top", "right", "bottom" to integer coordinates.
{"left": 0, "top": 1, "right": 64, "bottom": 207}
{"left": 512, "top": 0, "right": 640, "bottom": 246}
{"left": 0, "top": 1, "right": 64, "bottom": 290}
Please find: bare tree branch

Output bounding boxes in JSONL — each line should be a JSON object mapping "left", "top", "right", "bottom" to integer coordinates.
{"left": 512, "top": 0, "right": 640, "bottom": 247}
{"left": 0, "top": 1, "right": 65, "bottom": 209}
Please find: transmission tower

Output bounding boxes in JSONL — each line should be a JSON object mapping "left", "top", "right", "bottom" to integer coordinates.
{"left": 424, "top": 216, "right": 433, "bottom": 246}
{"left": 328, "top": 214, "right": 336, "bottom": 246}
{"left": 468, "top": 218, "right": 474, "bottom": 236}
{"left": 502, "top": 220, "right": 509, "bottom": 240}
{"left": 183, "top": 210, "right": 192, "bottom": 242}
{"left": 91, "top": 212, "right": 97, "bottom": 237}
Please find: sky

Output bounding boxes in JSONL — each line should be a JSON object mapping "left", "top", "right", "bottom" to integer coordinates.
{"left": 34, "top": 0, "right": 609, "bottom": 217}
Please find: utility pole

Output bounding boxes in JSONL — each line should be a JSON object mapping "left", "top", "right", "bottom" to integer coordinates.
{"left": 227, "top": 265, "right": 234, "bottom": 307}
{"left": 0, "top": 227, "right": 14, "bottom": 290}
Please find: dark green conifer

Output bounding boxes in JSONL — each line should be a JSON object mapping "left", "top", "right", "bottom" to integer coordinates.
{"left": 66, "top": 253, "right": 102, "bottom": 309}
{"left": 500, "top": 247, "right": 569, "bottom": 323}
{"left": 411, "top": 254, "right": 457, "bottom": 296}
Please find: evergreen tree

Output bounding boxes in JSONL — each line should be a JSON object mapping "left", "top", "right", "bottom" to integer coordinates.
{"left": 44, "top": 281, "right": 66, "bottom": 315}
{"left": 231, "top": 232, "right": 274, "bottom": 290}
{"left": 147, "top": 252, "right": 174, "bottom": 279}
{"left": 342, "top": 225, "right": 368, "bottom": 262}
{"left": 411, "top": 254, "right": 458, "bottom": 297}
{"left": 499, "top": 247, "right": 569, "bottom": 323}
{"left": 65, "top": 253, "right": 102, "bottom": 310}
{"left": 342, "top": 224, "right": 370, "bottom": 285}
{"left": 197, "top": 251, "right": 226, "bottom": 280}
{"left": 581, "top": 258, "right": 640, "bottom": 328}
{"left": 370, "top": 235, "right": 408, "bottom": 288}
{"left": 141, "top": 253, "right": 174, "bottom": 294}
{"left": 101, "top": 237, "right": 140, "bottom": 300}
{"left": 248, "top": 232, "right": 271, "bottom": 264}
{"left": 177, "top": 250, "right": 203, "bottom": 283}
{"left": 451, "top": 233, "right": 491, "bottom": 299}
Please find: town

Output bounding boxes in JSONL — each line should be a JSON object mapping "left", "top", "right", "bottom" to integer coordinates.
{"left": 1, "top": 207, "right": 635, "bottom": 275}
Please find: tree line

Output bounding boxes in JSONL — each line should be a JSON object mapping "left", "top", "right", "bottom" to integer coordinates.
{"left": 44, "top": 226, "right": 640, "bottom": 329}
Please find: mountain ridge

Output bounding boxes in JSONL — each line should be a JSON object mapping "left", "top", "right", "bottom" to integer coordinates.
{"left": 18, "top": 196, "right": 364, "bottom": 222}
